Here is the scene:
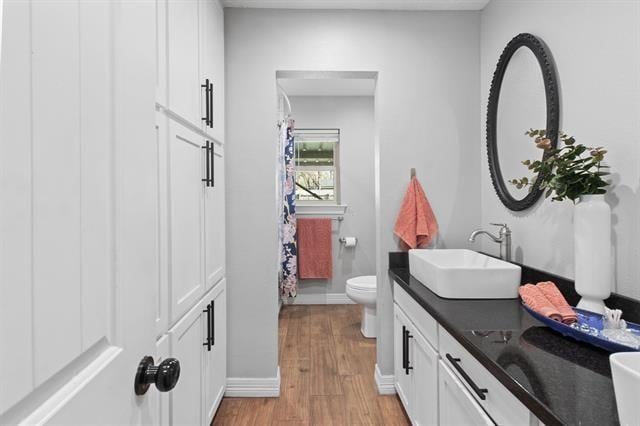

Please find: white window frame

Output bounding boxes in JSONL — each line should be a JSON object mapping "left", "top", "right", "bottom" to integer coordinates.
{"left": 293, "top": 128, "right": 341, "bottom": 206}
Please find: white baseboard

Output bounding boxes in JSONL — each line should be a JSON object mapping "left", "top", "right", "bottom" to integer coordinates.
{"left": 285, "top": 292, "right": 355, "bottom": 305}
{"left": 225, "top": 367, "right": 281, "bottom": 397}
{"left": 375, "top": 364, "right": 396, "bottom": 395}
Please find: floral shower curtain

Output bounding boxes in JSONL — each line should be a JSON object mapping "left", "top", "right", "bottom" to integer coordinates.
{"left": 279, "top": 120, "right": 298, "bottom": 297}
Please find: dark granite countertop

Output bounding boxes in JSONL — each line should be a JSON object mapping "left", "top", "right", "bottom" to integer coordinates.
{"left": 389, "top": 252, "right": 640, "bottom": 426}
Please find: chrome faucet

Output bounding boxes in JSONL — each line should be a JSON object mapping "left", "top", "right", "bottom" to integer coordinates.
{"left": 468, "top": 223, "right": 512, "bottom": 262}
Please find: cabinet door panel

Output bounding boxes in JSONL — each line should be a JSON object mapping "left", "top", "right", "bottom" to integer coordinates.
{"left": 170, "top": 305, "right": 205, "bottom": 426}
{"left": 205, "top": 145, "right": 225, "bottom": 289}
{"left": 169, "top": 121, "right": 205, "bottom": 322}
{"left": 438, "top": 361, "right": 495, "bottom": 426}
{"left": 204, "top": 280, "right": 226, "bottom": 423}
{"left": 411, "top": 329, "right": 439, "bottom": 426}
{"left": 167, "top": 0, "right": 200, "bottom": 125}
{"left": 198, "top": 0, "right": 224, "bottom": 141}
{"left": 394, "top": 305, "right": 412, "bottom": 417}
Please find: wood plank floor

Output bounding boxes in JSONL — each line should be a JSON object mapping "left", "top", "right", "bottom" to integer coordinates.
{"left": 213, "top": 305, "right": 410, "bottom": 425}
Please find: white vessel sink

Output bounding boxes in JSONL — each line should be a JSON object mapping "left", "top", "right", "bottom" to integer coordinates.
{"left": 610, "top": 352, "right": 640, "bottom": 425}
{"left": 408, "top": 249, "right": 521, "bottom": 299}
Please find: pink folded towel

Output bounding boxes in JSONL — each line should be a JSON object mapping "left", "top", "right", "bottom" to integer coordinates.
{"left": 519, "top": 284, "right": 563, "bottom": 322}
{"left": 536, "top": 281, "right": 577, "bottom": 324}
{"left": 297, "top": 218, "right": 332, "bottom": 279}
{"left": 393, "top": 176, "right": 438, "bottom": 249}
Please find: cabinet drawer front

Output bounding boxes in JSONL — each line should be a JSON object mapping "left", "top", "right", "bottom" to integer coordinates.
{"left": 439, "top": 360, "right": 495, "bottom": 426}
{"left": 439, "top": 328, "right": 529, "bottom": 426}
{"left": 394, "top": 282, "right": 438, "bottom": 349}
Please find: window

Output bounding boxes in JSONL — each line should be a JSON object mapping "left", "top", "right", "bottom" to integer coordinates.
{"left": 293, "top": 128, "right": 340, "bottom": 203}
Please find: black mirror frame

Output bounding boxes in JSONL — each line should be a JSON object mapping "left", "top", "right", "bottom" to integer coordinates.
{"left": 486, "top": 33, "right": 560, "bottom": 211}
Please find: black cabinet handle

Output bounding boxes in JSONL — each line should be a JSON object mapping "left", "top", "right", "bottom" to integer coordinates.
{"left": 404, "top": 328, "right": 413, "bottom": 375}
{"left": 210, "top": 299, "right": 215, "bottom": 346}
{"left": 201, "top": 79, "right": 210, "bottom": 125}
{"left": 203, "top": 303, "right": 212, "bottom": 351}
{"left": 445, "top": 353, "right": 488, "bottom": 400}
{"left": 208, "top": 81, "right": 213, "bottom": 128}
{"left": 202, "top": 141, "right": 215, "bottom": 187}
{"left": 202, "top": 141, "right": 211, "bottom": 186}
{"left": 210, "top": 143, "right": 215, "bottom": 188}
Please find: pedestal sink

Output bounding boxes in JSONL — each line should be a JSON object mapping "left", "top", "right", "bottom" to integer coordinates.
{"left": 408, "top": 249, "right": 522, "bottom": 299}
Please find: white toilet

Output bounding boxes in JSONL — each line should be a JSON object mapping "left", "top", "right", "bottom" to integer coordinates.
{"left": 346, "top": 275, "right": 377, "bottom": 338}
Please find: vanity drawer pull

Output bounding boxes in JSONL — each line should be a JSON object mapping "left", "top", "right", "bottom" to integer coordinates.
{"left": 446, "top": 353, "right": 488, "bottom": 401}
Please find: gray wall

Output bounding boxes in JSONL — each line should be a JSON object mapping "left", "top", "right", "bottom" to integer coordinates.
{"left": 479, "top": 0, "right": 640, "bottom": 300}
{"left": 289, "top": 96, "right": 376, "bottom": 297}
{"left": 225, "top": 8, "right": 481, "bottom": 379}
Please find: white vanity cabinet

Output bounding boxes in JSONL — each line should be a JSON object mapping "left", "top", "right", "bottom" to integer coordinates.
{"left": 393, "top": 291, "right": 439, "bottom": 425}
{"left": 393, "top": 282, "right": 533, "bottom": 426}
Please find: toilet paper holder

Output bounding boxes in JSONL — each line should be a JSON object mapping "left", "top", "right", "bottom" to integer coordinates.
{"left": 339, "top": 237, "right": 357, "bottom": 245}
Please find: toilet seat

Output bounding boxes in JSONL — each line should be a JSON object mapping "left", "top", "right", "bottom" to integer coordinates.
{"left": 346, "top": 275, "right": 376, "bottom": 292}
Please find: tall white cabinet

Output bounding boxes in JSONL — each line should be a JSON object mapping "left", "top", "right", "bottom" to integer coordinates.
{"left": 0, "top": 1, "right": 225, "bottom": 423}
{"left": 156, "top": 0, "right": 227, "bottom": 424}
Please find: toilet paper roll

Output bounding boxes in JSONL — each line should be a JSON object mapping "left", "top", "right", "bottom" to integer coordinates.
{"left": 342, "top": 237, "right": 357, "bottom": 247}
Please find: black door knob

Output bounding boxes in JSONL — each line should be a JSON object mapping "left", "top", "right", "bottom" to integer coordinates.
{"left": 134, "top": 356, "right": 180, "bottom": 395}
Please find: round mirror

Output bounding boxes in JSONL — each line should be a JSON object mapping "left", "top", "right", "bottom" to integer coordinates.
{"left": 487, "top": 33, "right": 560, "bottom": 211}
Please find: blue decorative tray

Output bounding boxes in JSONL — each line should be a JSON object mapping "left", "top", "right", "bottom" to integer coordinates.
{"left": 522, "top": 304, "right": 640, "bottom": 353}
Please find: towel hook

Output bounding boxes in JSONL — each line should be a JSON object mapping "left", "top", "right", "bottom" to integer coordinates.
{"left": 410, "top": 168, "right": 416, "bottom": 178}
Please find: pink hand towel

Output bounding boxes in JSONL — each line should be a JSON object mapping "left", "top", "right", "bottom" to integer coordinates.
{"left": 297, "top": 218, "right": 332, "bottom": 279}
{"left": 519, "top": 284, "right": 563, "bottom": 322}
{"left": 536, "top": 281, "right": 577, "bottom": 324}
{"left": 394, "top": 176, "right": 439, "bottom": 249}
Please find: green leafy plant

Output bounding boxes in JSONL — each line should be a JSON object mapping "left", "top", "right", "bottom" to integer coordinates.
{"left": 510, "top": 129, "right": 609, "bottom": 202}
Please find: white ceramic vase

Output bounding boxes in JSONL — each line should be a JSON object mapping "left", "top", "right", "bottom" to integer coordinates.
{"left": 574, "top": 194, "right": 611, "bottom": 314}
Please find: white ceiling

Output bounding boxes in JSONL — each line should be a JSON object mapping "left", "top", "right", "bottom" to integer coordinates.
{"left": 222, "top": 0, "right": 490, "bottom": 11}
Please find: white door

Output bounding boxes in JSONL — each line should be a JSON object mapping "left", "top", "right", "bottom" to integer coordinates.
{"left": 0, "top": 1, "right": 164, "bottom": 424}
{"left": 411, "top": 329, "right": 439, "bottom": 426}
{"left": 204, "top": 143, "right": 225, "bottom": 289}
{"left": 168, "top": 121, "right": 206, "bottom": 323}
{"left": 393, "top": 305, "right": 413, "bottom": 416}
{"left": 438, "top": 361, "right": 495, "bottom": 426}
